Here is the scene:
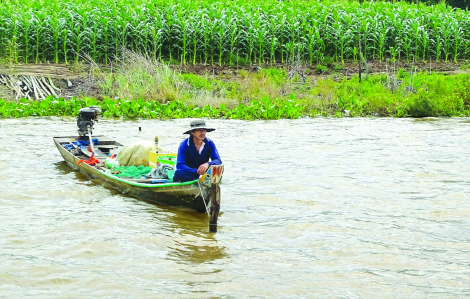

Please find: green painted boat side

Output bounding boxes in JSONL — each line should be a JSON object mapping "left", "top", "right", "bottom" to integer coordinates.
{"left": 53, "top": 136, "right": 208, "bottom": 212}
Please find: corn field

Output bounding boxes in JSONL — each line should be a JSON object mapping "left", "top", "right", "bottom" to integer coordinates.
{"left": 1, "top": 0, "right": 470, "bottom": 65}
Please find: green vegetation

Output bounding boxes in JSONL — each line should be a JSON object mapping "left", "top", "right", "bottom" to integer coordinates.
{"left": 315, "top": 64, "right": 328, "bottom": 74}
{"left": 1, "top": 0, "right": 470, "bottom": 65}
{"left": 405, "top": 0, "right": 469, "bottom": 10}
{"left": 317, "top": 72, "right": 470, "bottom": 117}
{"left": 94, "top": 49, "right": 239, "bottom": 108}
{"left": 2, "top": 70, "right": 470, "bottom": 119}
{"left": 0, "top": 96, "right": 303, "bottom": 119}
{"left": 1, "top": 1, "right": 470, "bottom": 119}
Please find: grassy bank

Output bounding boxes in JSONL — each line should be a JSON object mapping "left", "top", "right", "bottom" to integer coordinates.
{"left": 1, "top": 51, "right": 470, "bottom": 119}
{"left": 92, "top": 50, "right": 470, "bottom": 118}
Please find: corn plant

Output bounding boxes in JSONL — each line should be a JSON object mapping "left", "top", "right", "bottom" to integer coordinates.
{"left": 31, "top": 10, "right": 47, "bottom": 63}
{"left": 228, "top": 13, "right": 240, "bottom": 65}
{"left": 173, "top": 10, "right": 189, "bottom": 65}
{"left": 18, "top": 10, "right": 35, "bottom": 63}
{"left": 163, "top": 5, "right": 176, "bottom": 62}
{"left": 215, "top": 12, "right": 229, "bottom": 66}
{"left": 431, "top": 21, "right": 443, "bottom": 62}
{"left": 1, "top": 0, "right": 470, "bottom": 65}
{"left": 202, "top": 13, "right": 217, "bottom": 65}
{"left": 46, "top": 13, "right": 60, "bottom": 64}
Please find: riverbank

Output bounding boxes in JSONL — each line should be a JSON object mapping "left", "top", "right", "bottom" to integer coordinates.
{"left": 1, "top": 52, "right": 470, "bottom": 118}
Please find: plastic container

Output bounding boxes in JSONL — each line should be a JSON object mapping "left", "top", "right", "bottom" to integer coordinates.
{"left": 149, "top": 151, "right": 177, "bottom": 168}
{"left": 105, "top": 157, "right": 116, "bottom": 169}
{"left": 167, "top": 170, "right": 175, "bottom": 181}
{"left": 157, "top": 155, "right": 177, "bottom": 166}
{"left": 105, "top": 156, "right": 119, "bottom": 169}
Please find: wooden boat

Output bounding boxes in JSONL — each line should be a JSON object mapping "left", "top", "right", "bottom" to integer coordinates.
{"left": 54, "top": 107, "right": 222, "bottom": 232}
{"left": 53, "top": 135, "right": 210, "bottom": 212}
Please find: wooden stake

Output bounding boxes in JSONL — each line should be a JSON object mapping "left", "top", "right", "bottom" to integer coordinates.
{"left": 209, "top": 183, "right": 220, "bottom": 233}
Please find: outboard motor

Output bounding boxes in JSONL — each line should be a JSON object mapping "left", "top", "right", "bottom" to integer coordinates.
{"left": 77, "top": 106, "right": 101, "bottom": 136}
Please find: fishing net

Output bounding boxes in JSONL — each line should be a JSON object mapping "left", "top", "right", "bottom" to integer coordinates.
{"left": 116, "top": 140, "right": 156, "bottom": 167}
{"left": 111, "top": 165, "right": 153, "bottom": 178}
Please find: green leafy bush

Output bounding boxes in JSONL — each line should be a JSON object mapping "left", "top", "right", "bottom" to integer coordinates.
{"left": 315, "top": 64, "right": 328, "bottom": 74}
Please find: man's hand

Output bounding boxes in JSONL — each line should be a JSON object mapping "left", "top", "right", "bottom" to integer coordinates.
{"left": 197, "top": 163, "right": 210, "bottom": 175}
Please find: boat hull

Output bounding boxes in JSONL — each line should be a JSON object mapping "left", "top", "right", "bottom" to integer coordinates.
{"left": 54, "top": 136, "right": 208, "bottom": 212}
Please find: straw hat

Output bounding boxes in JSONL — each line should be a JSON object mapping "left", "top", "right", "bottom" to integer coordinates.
{"left": 183, "top": 119, "right": 215, "bottom": 134}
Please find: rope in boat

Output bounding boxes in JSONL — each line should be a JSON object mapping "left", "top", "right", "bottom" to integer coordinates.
{"left": 197, "top": 180, "right": 211, "bottom": 216}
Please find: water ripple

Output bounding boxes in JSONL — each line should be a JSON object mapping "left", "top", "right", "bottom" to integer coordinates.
{"left": 0, "top": 117, "right": 470, "bottom": 298}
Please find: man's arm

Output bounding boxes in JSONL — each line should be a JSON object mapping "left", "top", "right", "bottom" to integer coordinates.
{"left": 176, "top": 141, "right": 198, "bottom": 174}
{"left": 207, "top": 141, "right": 222, "bottom": 166}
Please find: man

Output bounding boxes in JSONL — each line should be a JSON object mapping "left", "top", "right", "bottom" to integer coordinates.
{"left": 173, "top": 119, "right": 222, "bottom": 182}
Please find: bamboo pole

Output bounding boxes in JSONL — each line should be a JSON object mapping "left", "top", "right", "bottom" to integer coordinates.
{"left": 0, "top": 64, "right": 77, "bottom": 79}
{"left": 1, "top": 72, "right": 64, "bottom": 100}
{"left": 41, "top": 77, "right": 58, "bottom": 98}
{"left": 36, "top": 77, "right": 52, "bottom": 99}
{"left": 21, "top": 75, "right": 33, "bottom": 91}
{"left": 48, "top": 77, "right": 62, "bottom": 93}
{"left": 30, "top": 75, "right": 41, "bottom": 100}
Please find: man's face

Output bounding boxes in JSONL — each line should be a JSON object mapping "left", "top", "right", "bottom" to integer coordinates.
{"left": 191, "top": 128, "right": 207, "bottom": 141}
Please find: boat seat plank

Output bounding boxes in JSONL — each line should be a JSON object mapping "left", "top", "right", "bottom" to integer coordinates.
{"left": 55, "top": 138, "right": 77, "bottom": 143}
{"left": 57, "top": 140, "right": 122, "bottom": 149}
{"left": 54, "top": 136, "right": 120, "bottom": 144}
{"left": 96, "top": 145, "right": 121, "bottom": 149}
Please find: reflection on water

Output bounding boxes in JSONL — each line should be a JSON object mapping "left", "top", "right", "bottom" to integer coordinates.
{"left": 54, "top": 160, "right": 93, "bottom": 183}
{"left": 412, "top": 117, "right": 440, "bottom": 122}
{"left": 53, "top": 161, "right": 72, "bottom": 175}
{"left": 1, "top": 117, "right": 470, "bottom": 298}
{"left": 167, "top": 239, "right": 227, "bottom": 265}
{"left": 158, "top": 208, "right": 228, "bottom": 265}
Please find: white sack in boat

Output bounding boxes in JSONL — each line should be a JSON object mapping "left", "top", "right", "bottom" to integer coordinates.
{"left": 117, "top": 140, "right": 157, "bottom": 167}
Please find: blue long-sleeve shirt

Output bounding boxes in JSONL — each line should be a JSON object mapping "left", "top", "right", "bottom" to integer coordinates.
{"left": 173, "top": 136, "right": 221, "bottom": 182}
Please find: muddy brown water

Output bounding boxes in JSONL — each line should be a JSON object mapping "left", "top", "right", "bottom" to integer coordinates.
{"left": 1, "top": 117, "right": 470, "bottom": 298}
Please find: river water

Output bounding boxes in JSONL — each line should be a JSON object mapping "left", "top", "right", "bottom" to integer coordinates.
{"left": 1, "top": 117, "right": 469, "bottom": 298}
